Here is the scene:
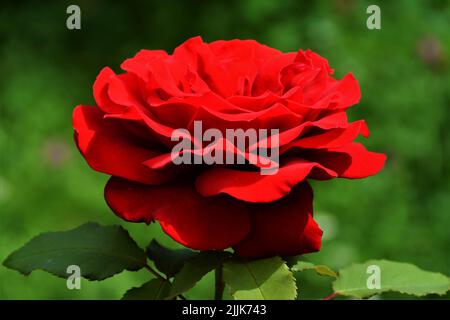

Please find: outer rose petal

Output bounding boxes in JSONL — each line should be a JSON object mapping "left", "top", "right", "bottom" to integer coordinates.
{"left": 281, "top": 120, "right": 369, "bottom": 151}
{"left": 93, "top": 67, "right": 126, "bottom": 114}
{"left": 234, "top": 182, "right": 322, "bottom": 258}
{"left": 309, "top": 142, "right": 387, "bottom": 179}
{"left": 73, "top": 105, "right": 176, "bottom": 184}
{"left": 332, "top": 142, "right": 387, "bottom": 178}
{"left": 328, "top": 73, "right": 361, "bottom": 110}
{"left": 251, "top": 112, "right": 349, "bottom": 152}
{"left": 120, "top": 49, "right": 169, "bottom": 81}
{"left": 104, "top": 177, "right": 251, "bottom": 251}
{"left": 195, "top": 159, "right": 336, "bottom": 203}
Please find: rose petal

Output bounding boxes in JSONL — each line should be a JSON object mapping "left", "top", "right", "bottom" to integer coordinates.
{"left": 252, "top": 52, "right": 297, "bottom": 96}
{"left": 93, "top": 67, "right": 127, "bottom": 114}
{"left": 120, "top": 49, "right": 169, "bottom": 82}
{"left": 325, "top": 73, "right": 361, "bottom": 109}
{"left": 250, "top": 111, "right": 349, "bottom": 151}
{"left": 233, "top": 182, "right": 322, "bottom": 258}
{"left": 308, "top": 142, "right": 387, "bottom": 178}
{"left": 73, "top": 105, "right": 175, "bottom": 184}
{"left": 195, "top": 159, "right": 337, "bottom": 203}
{"left": 104, "top": 177, "right": 250, "bottom": 250}
{"left": 281, "top": 120, "right": 369, "bottom": 151}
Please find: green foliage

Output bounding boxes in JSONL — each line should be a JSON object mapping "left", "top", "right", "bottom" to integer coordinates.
{"left": 146, "top": 240, "right": 197, "bottom": 278}
{"left": 4, "top": 221, "right": 450, "bottom": 300}
{"left": 3, "top": 222, "right": 147, "bottom": 280}
{"left": 169, "top": 251, "right": 230, "bottom": 298}
{"left": 332, "top": 260, "right": 450, "bottom": 298}
{"left": 292, "top": 261, "right": 337, "bottom": 278}
{"left": 223, "top": 257, "right": 297, "bottom": 300}
{"left": 122, "top": 279, "right": 172, "bottom": 300}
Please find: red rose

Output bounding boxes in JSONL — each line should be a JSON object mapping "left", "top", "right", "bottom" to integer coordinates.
{"left": 73, "top": 36, "right": 386, "bottom": 258}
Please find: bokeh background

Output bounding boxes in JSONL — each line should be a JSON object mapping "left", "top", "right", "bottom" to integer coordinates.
{"left": 1, "top": 0, "right": 449, "bottom": 299}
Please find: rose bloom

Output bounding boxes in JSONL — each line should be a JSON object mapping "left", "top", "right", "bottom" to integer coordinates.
{"left": 73, "top": 36, "right": 386, "bottom": 258}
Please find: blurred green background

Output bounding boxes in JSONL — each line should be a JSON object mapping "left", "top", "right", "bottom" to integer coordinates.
{"left": 0, "top": 0, "right": 449, "bottom": 299}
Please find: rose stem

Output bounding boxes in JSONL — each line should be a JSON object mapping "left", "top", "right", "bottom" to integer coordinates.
{"left": 214, "top": 263, "right": 225, "bottom": 300}
{"left": 144, "top": 264, "right": 165, "bottom": 280}
{"left": 322, "top": 292, "right": 340, "bottom": 300}
{"left": 145, "top": 264, "right": 187, "bottom": 300}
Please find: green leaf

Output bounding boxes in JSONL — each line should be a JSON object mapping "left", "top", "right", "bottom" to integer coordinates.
{"left": 146, "top": 240, "right": 197, "bottom": 277}
{"left": 223, "top": 256, "right": 297, "bottom": 300}
{"left": 122, "top": 279, "right": 172, "bottom": 300}
{"left": 169, "top": 251, "right": 230, "bottom": 298}
{"left": 333, "top": 259, "right": 450, "bottom": 298}
{"left": 292, "top": 261, "right": 337, "bottom": 278}
{"left": 3, "top": 222, "right": 147, "bottom": 280}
